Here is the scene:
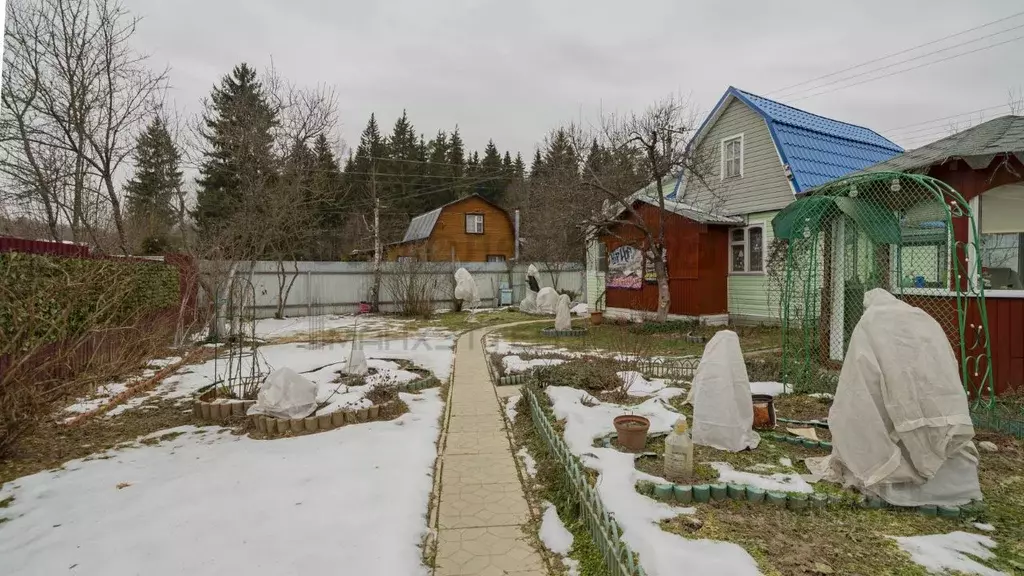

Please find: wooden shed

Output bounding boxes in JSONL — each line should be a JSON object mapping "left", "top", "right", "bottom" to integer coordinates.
{"left": 598, "top": 199, "right": 741, "bottom": 322}
{"left": 386, "top": 194, "right": 516, "bottom": 263}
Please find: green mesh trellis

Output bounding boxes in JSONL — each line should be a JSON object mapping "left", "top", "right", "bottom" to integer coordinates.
{"left": 770, "top": 172, "right": 995, "bottom": 409}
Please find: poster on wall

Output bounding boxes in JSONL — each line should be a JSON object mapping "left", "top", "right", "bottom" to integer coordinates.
{"left": 606, "top": 245, "right": 643, "bottom": 290}
{"left": 643, "top": 248, "right": 666, "bottom": 284}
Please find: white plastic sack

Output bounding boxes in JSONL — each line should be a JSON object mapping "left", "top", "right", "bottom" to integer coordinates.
{"left": 248, "top": 367, "right": 318, "bottom": 419}
{"left": 554, "top": 294, "right": 572, "bottom": 330}
{"left": 342, "top": 344, "right": 369, "bottom": 376}
{"left": 691, "top": 330, "right": 760, "bottom": 452}
{"left": 806, "top": 289, "right": 980, "bottom": 506}
{"left": 519, "top": 291, "right": 539, "bottom": 314}
{"left": 453, "top": 267, "right": 480, "bottom": 308}
{"left": 536, "top": 287, "right": 558, "bottom": 315}
{"left": 570, "top": 302, "right": 589, "bottom": 316}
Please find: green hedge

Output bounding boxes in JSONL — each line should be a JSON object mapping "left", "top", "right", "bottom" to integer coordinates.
{"left": 0, "top": 252, "right": 180, "bottom": 350}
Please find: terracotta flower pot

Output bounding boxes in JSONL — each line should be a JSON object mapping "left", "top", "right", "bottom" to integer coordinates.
{"left": 590, "top": 311, "right": 604, "bottom": 326}
{"left": 613, "top": 414, "right": 650, "bottom": 452}
{"left": 751, "top": 394, "right": 776, "bottom": 430}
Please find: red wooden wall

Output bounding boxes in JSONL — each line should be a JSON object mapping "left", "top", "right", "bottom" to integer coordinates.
{"left": 929, "top": 155, "right": 1024, "bottom": 395}
{"left": 601, "top": 202, "right": 729, "bottom": 317}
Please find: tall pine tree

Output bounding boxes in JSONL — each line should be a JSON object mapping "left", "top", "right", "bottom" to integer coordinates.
{"left": 476, "top": 140, "right": 504, "bottom": 202}
{"left": 194, "top": 63, "right": 278, "bottom": 235}
{"left": 125, "top": 116, "right": 182, "bottom": 253}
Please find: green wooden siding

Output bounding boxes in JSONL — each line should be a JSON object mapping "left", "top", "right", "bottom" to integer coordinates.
{"left": 728, "top": 210, "right": 780, "bottom": 323}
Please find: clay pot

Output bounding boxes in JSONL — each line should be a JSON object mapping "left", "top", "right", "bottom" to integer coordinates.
{"left": 751, "top": 394, "right": 776, "bottom": 430}
{"left": 331, "top": 411, "right": 346, "bottom": 427}
{"left": 304, "top": 417, "right": 319, "bottom": 432}
{"left": 590, "top": 311, "right": 603, "bottom": 326}
{"left": 317, "top": 414, "right": 332, "bottom": 430}
{"left": 613, "top": 414, "right": 650, "bottom": 452}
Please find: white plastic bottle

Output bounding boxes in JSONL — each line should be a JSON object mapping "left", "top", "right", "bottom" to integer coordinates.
{"left": 664, "top": 417, "right": 694, "bottom": 482}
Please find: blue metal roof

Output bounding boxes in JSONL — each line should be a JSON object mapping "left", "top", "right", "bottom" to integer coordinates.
{"left": 687, "top": 87, "right": 903, "bottom": 194}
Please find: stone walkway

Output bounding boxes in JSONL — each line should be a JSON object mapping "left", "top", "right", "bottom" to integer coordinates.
{"left": 433, "top": 327, "right": 547, "bottom": 576}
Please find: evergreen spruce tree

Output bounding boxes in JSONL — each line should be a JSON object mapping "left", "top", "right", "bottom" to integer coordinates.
{"left": 194, "top": 63, "right": 278, "bottom": 234}
{"left": 124, "top": 116, "right": 183, "bottom": 253}
{"left": 543, "top": 128, "right": 577, "bottom": 179}
{"left": 447, "top": 126, "right": 466, "bottom": 198}
{"left": 512, "top": 152, "right": 526, "bottom": 180}
{"left": 529, "top": 149, "right": 544, "bottom": 179}
{"left": 477, "top": 140, "right": 505, "bottom": 202}
{"left": 310, "top": 134, "right": 345, "bottom": 257}
{"left": 426, "top": 130, "right": 457, "bottom": 206}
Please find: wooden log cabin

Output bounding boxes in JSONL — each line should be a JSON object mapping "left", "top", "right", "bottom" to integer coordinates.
{"left": 386, "top": 194, "right": 516, "bottom": 263}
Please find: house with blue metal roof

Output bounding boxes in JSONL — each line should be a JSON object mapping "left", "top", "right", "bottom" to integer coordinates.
{"left": 680, "top": 86, "right": 903, "bottom": 323}
{"left": 585, "top": 86, "right": 903, "bottom": 324}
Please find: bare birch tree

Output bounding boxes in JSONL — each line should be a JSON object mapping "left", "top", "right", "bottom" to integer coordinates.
{"left": 1, "top": 0, "right": 166, "bottom": 253}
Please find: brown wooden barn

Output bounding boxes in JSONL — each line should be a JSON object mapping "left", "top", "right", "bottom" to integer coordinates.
{"left": 598, "top": 198, "right": 741, "bottom": 323}
{"left": 860, "top": 115, "right": 1024, "bottom": 396}
{"left": 386, "top": 195, "right": 516, "bottom": 262}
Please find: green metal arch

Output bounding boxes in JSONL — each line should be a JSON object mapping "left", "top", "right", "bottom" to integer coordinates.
{"left": 775, "top": 171, "right": 995, "bottom": 405}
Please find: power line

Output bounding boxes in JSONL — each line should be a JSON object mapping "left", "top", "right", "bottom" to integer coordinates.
{"left": 766, "top": 10, "right": 1024, "bottom": 97}
{"left": 788, "top": 33, "right": 1024, "bottom": 103}
{"left": 880, "top": 103, "right": 1013, "bottom": 133}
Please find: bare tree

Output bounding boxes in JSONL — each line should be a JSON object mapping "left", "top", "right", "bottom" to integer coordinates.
{"left": 1, "top": 0, "right": 167, "bottom": 253}
{"left": 560, "top": 94, "right": 717, "bottom": 321}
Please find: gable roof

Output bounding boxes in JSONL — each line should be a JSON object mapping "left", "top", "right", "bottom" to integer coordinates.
{"left": 398, "top": 194, "right": 510, "bottom": 244}
{"left": 861, "top": 115, "right": 1024, "bottom": 174}
{"left": 688, "top": 87, "right": 903, "bottom": 194}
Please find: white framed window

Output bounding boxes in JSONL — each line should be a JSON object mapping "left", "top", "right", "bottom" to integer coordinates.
{"left": 465, "top": 213, "right": 484, "bottom": 234}
{"left": 486, "top": 254, "right": 506, "bottom": 263}
{"left": 721, "top": 134, "right": 744, "bottom": 179}
{"left": 975, "top": 184, "right": 1024, "bottom": 294}
{"left": 397, "top": 255, "right": 416, "bottom": 263}
{"left": 730, "top": 224, "right": 764, "bottom": 274}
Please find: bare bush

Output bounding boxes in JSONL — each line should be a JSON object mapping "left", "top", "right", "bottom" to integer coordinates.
{"left": 383, "top": 255, "right": 444, "bottom": 318}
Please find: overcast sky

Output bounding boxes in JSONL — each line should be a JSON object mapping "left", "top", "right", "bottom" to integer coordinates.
{"left": 123, "top": 0, "right": 1024, "bottom": 159}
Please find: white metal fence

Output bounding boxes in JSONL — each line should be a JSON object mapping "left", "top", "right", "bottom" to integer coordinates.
{"left": 203, "top": 261, "right": 585, "bottom": 319}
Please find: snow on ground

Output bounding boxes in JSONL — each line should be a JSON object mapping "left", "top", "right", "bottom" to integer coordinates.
{"left": 254, "top": 314, "right": 412, "bottom": 340}
{"left": 545, "top": 386, "right": 761, "bottom": 576}
{"left": 61, "top": 355, "right": 185, "bottom": 419}
{"left": 85, "top": 337, "right": 455, "bottom": 415}
{"left": 892, "top": 532, "right": 1005, "bottom": 576}
{"left": 973, "top": 523, "right": 996, "bottom": 532}
{"left": 505, "top": 395, "right": 520, "bottom": 422}
{"left": 517, "top": 447, "right": 537, "bottom": 478}
{"left": 0, "top": 391, "right": 443, "bottom": 576}
{"left": 540, "top": 501, "right": 580, "bottom": 576}
{"left": 540, "top": 501, "right": 573, "bottom": 554}
{"left": 502, "top": 355, "right": 566, "bottom": 374}
{"left": 708, "top": 462, "right": 813, "bottom": 494}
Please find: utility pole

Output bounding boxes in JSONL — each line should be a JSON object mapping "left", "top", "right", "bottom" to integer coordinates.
{"left": 370, "top": 164, "right": 382, "bottom": 312}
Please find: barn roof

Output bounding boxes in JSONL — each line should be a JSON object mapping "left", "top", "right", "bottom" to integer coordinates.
{"left": 397, "top": 194, "right": 511, "bottom": 244}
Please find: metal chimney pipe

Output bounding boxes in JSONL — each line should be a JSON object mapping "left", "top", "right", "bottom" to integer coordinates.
{"left": 514, "top": 208, "right": 521, "bottom": 261}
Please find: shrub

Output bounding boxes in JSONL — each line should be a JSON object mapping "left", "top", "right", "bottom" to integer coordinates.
{"left": 535, "top": 358, "right": 623, "bottom": 392}
{"left": 627, "top": 320, "right": 697, "bottom": 335}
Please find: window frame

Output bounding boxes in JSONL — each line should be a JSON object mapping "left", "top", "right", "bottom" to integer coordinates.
{"left": 968, "top": 195, "right": 1024, "bottom": 298}
{"left": 729, "top": 223, "right": 765, "bottom": 275}
{"left": 465, "top": 213, "right": 485, "bottom": 234}
{"left": 486, "top": 254, "right": 506, "bottom": 263}
{"left": 720, "top": 133, "right": 745, "bottom": 180}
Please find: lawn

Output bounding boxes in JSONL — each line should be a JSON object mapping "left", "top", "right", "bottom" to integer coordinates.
{"left": 493, "top": 319, "right": 784, "bottom": 357}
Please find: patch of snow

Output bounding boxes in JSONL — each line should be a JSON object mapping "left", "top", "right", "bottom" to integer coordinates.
{"left": 545, "top": 386, "right": 761, "bottom": 575}
{"left": 709, "top": 462, "right": 813, "bottom": 494}
{"left": 540, "top": 501, "right": 574, "bottom": 555}
{"left": 779, "top": 457, "right": 793, "bottom": 468}
{"left": 501, "top": 354, "right": 566, "bottom": 374}
{"left": 517, "top": 447, "right": 537, "bottom": 478}
{"left": 750, "top": 381, "right": 788, "bottom": 396}
{"left": 616, "top": 371, "right": 670, "bottom": 397}
{"left": 564, "top": 557, "right": 581, "bottom": 576}
{"left": 570, "top": 303, "right": 588, "bottom": 316}
{"left": 893, "top": 532, "right": 1004, "bottom": 576}
{"left": 505, "top": 395, "right": 520, "bottom": 422}
{"left": 254, "top": 314, "right": 411, "bottom": 339}
{"left": 973, "top": 523, "right": 996, "bottom": 532}
{"left": 0, "top": 391, "right": 443, "bottom": 576}
{"left": 807, "top": 392, "right": 834, "bottom": 400}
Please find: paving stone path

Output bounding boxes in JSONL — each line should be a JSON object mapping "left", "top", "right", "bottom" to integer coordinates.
{"left": 433, "top": 326, "right": 548, "bottom": 576}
